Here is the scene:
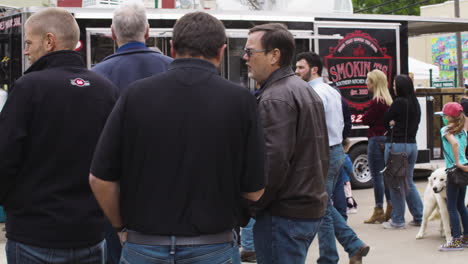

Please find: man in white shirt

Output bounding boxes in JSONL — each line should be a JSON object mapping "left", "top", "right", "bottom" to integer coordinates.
{"left": 296, "top": 52, "right": 370, "bottom": 264}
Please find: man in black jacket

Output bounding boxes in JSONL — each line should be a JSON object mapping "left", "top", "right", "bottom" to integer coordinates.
{"left": 89, "top": 12, "right": 265, "bottom": 263}
{"left": 0, "top": 8, "right": 117, "bottom": 263}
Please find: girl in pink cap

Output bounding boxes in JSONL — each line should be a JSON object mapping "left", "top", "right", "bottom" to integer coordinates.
{"left": 439, "top": 102, "right": 468, "bottom": 251}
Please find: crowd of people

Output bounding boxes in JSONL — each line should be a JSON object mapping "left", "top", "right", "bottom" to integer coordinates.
{"left": 0, "top": 2, "right": 467, "bottom": 264}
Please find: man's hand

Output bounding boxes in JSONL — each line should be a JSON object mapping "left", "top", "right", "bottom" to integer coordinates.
{"left": 118, "top": 231, "right": 127, "bottom": 245}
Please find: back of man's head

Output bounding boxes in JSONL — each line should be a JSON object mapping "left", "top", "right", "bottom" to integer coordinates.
{"left": 112, "top": 2, "right": 148, "bottom": 44}
{"left": 249, "top": 23, "right": 295, "bottom": 67}
{"left": 296, "top": 51, "right": 323, "bottom": 76}
{"left": 25, "top": 7, "right": 79, "bottom": 51}
{"left": 172, "top": 12, "right": 226, "bottom": 59}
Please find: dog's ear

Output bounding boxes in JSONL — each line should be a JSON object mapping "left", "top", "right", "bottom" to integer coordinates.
{"left": 428, "top": 175, "right": 434, "bottom": 185}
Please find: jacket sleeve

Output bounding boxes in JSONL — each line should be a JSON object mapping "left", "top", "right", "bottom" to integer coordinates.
{"left": 253, "top": 99, "right": 297, "bottom": 210}
{"left": 384, "top": 98, "right": 403, "bottom": 131}
{"left": 240, "top": 94, "right": 265, "bottom": 193}
{"left": 362, "top": 99, "right": 377, "bottom": 126}
{"left": 0, "top": 80, "right": 32, "bottom": 203}
{"left": 90, "top": 90, "right": 126, "bottom": 182}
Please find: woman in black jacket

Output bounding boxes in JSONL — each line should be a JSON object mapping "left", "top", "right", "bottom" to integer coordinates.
{"left": 382, "top": 75, "right": 423, "bottom": 229}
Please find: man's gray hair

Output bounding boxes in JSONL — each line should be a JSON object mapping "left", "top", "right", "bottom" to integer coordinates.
{"left": 112, "top": 2, "right": 148, "bottom": 44}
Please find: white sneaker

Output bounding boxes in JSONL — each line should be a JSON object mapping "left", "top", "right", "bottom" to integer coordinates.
{"left": 347, "top": 207, "right": 358, "bottom": 214}
{"left": 382, "top": 221, "right": 405, "bottom": 229}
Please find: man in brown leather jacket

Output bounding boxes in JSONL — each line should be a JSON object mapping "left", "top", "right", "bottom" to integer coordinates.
{"left": 243, "top": 23, "right": 329, "bottom": 264}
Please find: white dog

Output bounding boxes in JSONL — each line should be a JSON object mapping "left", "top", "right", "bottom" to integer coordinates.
{"left": 416, "top": 168, "right": 451, "bottom": 242}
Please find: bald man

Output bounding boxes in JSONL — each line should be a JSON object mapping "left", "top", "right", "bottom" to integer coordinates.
{"left": 0, "top": 8, "right": 117, "bottom": 264}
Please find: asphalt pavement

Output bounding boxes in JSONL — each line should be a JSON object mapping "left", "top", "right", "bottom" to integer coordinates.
{"left": 0, "top": 177, "right": 466, "bottom": 264}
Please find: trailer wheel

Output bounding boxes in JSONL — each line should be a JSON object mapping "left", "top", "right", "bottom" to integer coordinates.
{"left": 348, "top": 144, "right": 373, "bottom": 189}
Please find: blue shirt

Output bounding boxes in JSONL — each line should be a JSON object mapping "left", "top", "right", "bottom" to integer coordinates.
{"left": 117, "top": 41, "right": 146, "bottom": 52}
{"left": 92, "top": 42, "right": 173, "bottom": 95}
{"left": 441, "top": 126, "right": 468, "bottom": 168}
{"left": 309, "top": 77, "right": 344, "bottom": 146}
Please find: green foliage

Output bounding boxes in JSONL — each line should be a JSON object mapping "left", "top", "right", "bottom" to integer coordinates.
{"left": 353, "top": 0, "right": 448, "bottom": 15}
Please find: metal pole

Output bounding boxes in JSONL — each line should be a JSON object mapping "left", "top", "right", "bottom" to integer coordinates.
{"left": 430, "top": 68, "right": 433, "bottom": 87}
{"left": 455, "top": 67, "right": 458, "bottom": 87}
{"left": 455, "top": 0, "right": 464, "bottom": 88}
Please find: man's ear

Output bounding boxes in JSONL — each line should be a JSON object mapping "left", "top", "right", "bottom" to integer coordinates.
{"left": 144, "top": 24, "right": 150, "bottom": 40}
{"left": 216, "top": 44, "right": 227, "bottom": 63}
{"left": 311, "top": 66, "right": 319, "bottom": 75}
{"left": 111, "top": 25, "right": 117, "bottom": 41}
{"left": 269, "top": 48, "right": 281, "bottom": 66}
{"left": 170, "top": 40, "right": 176, "bottom": 58}
{"left": 44, "top": 33, "right": 57, "bottom": 52}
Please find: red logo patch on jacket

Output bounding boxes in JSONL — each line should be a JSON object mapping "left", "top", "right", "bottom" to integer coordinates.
{"left": 70, "top": 78, "right": 90, "bottom": 87}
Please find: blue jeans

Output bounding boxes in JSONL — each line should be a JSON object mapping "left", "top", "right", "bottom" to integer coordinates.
{"left": 318, "top": 144, "right": 364, "bottom": 264}
{"left": 241, "top": 218, "right": 255, "bottom": 252}
{"left": 253, "top": 213, "right": 321, "bottom": 264}
{"left": 384, "top": 143, "right": 423, "bottom": 226}
{"left": 446, "top": 179, "right": 468, "bottom": 238}
{"left": 368, "top": 136, "right": 391, "bottom": 207}
{"left": 333, "top": 171, "right": 347, "bottom": 221}
{"left": 120, "top": 239, "right": 240, "bottom": 264}
{"left": 6, "top": 239, "right": 106, "bottom": 264}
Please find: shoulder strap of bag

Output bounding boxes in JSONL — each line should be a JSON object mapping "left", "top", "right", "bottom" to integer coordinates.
{"left": 442, "top": 128, "right": 461, "bottom": 167}
{"left": 442, "top": 144, "right": 456, "bottom": 167}
{"left": 405, "top": 98, "right": 408, "bottom": 152}
{"left": 390, "top": 99, "right": 409, "bottom": 150}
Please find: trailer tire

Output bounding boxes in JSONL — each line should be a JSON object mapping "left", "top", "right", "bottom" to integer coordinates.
{"left": 348, "top": 144, "right": 373, "bottom": 189}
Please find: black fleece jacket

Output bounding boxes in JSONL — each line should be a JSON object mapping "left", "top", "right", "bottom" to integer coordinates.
{"left": 0, "top": 51, "right": 117, "bottom": 248}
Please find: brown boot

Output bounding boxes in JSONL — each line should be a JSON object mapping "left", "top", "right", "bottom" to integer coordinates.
{"left": 384, "top": 204, "right": 393, "bottom": 222}
{"left": 364, "top": 207, "right": 385, "bottom": 224}
{"left": 349, "top": 244, "right": 370, "bottom": 264}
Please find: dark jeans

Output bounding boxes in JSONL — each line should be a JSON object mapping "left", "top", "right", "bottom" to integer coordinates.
{"left": 253, "top": 213, "right": 322, "bottom": 264}
{"left": 368, "top": 136, "right": 391, "bottom": 207}
{"left": 6, "top": 239, "right": 106, "bottom": 264}
{"left": 332, "top": 171, "right": 347, "bottom": 221}
{"left": 446, "top": 179, "right": 468, "bottom": 238}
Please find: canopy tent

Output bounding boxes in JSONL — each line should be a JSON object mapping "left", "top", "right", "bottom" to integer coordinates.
{"left": 409, "top": 57, "right": 440, "bottom": 80}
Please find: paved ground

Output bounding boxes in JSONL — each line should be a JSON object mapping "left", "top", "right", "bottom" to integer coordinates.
{"left": 0, "top": 177, "right": 466, "bottom": 263}
{"left": 302, "top": 177, "right": 468, "bottom": 264}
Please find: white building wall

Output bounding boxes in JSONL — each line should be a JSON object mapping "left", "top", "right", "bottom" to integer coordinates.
{"left": 216, "top": 0, "right": 352, "bottom": 13}
{"left": 0, "top": 0, "right": 57, "bottom": 7}
{"left": 83, "top": 0, "right": 155, "bottom": 8}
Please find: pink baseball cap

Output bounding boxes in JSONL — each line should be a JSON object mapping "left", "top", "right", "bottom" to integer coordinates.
{"left": 442, "top": 102, "right": 463, "bottom": 117}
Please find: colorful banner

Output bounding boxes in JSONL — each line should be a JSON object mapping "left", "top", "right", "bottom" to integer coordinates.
{"left": 431, "top": 34, "right": 468, "bottom": 80}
